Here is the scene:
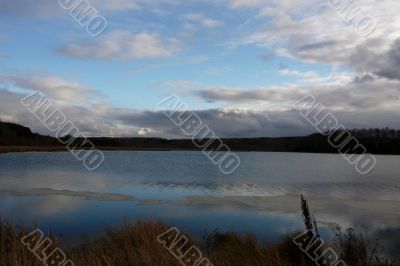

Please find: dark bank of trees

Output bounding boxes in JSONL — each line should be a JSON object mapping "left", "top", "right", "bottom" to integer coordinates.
{"left": 351, "top": 128, "right": 400, "bottom": 138}
{"left": 0, "top": 121, "right": 58, "bottom": 146}
{"left": 1, "top": 121, "right": 400, "bottom": 154}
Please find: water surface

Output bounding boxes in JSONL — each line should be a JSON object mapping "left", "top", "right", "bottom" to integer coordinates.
{"left": 0, "top": 151, "right": 399, "bottom": 256}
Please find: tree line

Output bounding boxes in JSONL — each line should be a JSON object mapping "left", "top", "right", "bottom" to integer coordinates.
{"left": 1, "top": 121, "right": 399, "bottom": 155}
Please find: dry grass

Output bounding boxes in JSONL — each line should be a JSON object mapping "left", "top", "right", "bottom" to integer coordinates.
{"left": 0, "top": 219, "right": 315, "bottom": 266}
{"left": 0, "top": 221, "right": 44, "bottom": 266}
{"left": 0, "top": 218, "right": 397, "bottom": 266}
{"left": 0, "top": 218, "right": 395, "bottom": 266}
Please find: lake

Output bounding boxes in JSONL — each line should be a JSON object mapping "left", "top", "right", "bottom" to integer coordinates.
{"left": 0, "top": 151, "right": 399, "bottom": 257}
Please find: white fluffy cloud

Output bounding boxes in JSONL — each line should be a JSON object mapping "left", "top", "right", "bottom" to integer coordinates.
{"left": 231, "top": 0, "right": 400, "bottom": 68}
{"left": 9, "top": 75, "right": 101, "bottom": 104}
{"left": 58, "top": 31, "right": 182, "bottom": 60}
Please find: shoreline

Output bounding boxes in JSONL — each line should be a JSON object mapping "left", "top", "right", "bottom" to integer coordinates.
{"left": 1, "top": 146, "right": 399, "bottom": 155}
{"left": 0, "top": 146, "right": 175, "bottom": 154}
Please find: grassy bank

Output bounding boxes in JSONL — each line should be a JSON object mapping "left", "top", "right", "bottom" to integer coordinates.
{"left": 0, "top": 219, "right": 396, "bottom": 266}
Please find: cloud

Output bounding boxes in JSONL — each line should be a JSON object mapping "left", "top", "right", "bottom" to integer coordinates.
{"left": 349, "top": 38, "right": 400, "bottom": 81}
{"left": 204, "top": 66, "right": 233, "bottom": 76}
{"left": 228, "top": 0, "right": 264, "bottom": 8}
{"left": 297, "top": 40, "right": 338, "bottom": 51}
{"left": 225, "top": 0, "right": 400, "bottom": 86}
{"left": 194, "top": 87, "right": 290, "bottom": 104}
{"left": 2, "top": 1, "right": 400, "bottom": 139}
{"left": 0, "top": 86, "right": 274, "bottom": 138}
{"left": 13, "top": 88, "right": 400, "bottom": 138}
{"left": 194, "top": 77, "right": 400, "bottom": 112}
{"left": 9, "top": 75, "right": 102, "bottom": 104}
{"left": 0, "top": 0, "right": 64, "bottom": 18}
{"left": 58, "top": 31, "right": 182, "bottom": 60}
{"left": 1, "top": 77, "right": 400, "bottom": 139}
{"left": 257, "top": 54, "right": 275, "bottom": 62}
{"left": 182, "top": 13, "right": 222, "bottom": 28}
{"left": 0, "top": 0, "right": 171, "bottom": 17}
{"left": 228, "top": 0, "right": 400, "bottom": 71}
{"left": 278, "top": 68, "right": 321, "bottom": 79}
{"left": 106, "top": 107, "right": 276, "bottom": 138}
{"left": 161, "top": 80, "right": 202, "bottom": 90}
{"left": 92, "top": 0, "right": 140, "bottom": 11}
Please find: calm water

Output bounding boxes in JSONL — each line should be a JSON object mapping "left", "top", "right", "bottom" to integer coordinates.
{"left": 0, "top": 151, "right": 399, "bottom": 255}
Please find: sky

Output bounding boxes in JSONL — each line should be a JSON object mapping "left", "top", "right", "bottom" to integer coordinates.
{"left": 0, "top": 0, "right": 400, "bottom": 138}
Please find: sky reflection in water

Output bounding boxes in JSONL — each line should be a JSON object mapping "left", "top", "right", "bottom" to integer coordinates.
{"left": 0, "top": 151, "right": 399, "bottom": 257}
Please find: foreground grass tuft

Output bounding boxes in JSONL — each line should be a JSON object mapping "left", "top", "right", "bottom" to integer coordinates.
{"left": 0, "top": 218, "right": 396, "bottom": 266}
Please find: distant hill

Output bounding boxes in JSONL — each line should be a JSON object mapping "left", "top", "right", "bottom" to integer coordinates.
{"left": 1, "top": 121, "right": 400, "bottom": 154}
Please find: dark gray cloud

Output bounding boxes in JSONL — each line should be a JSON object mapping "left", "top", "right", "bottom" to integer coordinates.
{"left": 373, "top": 39, "right": 400, "bottom": 80}
{"left": 2, "top": 68, "right": 400, "bottom": 139}
{"left": 194, "top": 87, "right": 302, "bottom": 104}
{"left": 297, "top": 40, "right": 338, "bottom": 51}
{"left": 353, "top": 74, "right": 375, "bottom": 83}
{"left": 109, "top": 108, "right": 275, "bottom": 138}
{"left": 194, "top": 78, "right": 400, "bottom": 111}
{"left": 349, "top": 38, "right": 400, "bottom": 80}
{"left": 1, "top": 83, "right": 400, "bottom": 140}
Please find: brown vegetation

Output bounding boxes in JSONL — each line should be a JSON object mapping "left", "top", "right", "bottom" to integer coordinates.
{"left": 0, "top": 218, "right": 396, "bottom": 266}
